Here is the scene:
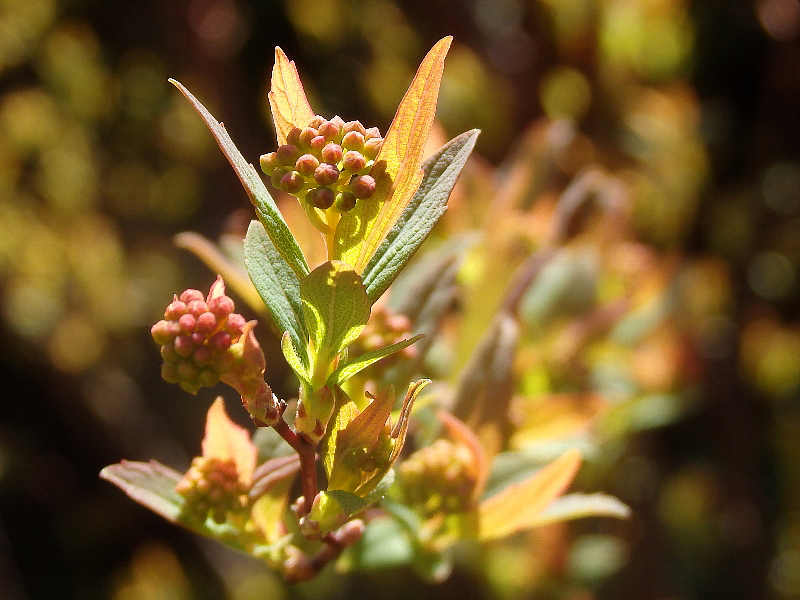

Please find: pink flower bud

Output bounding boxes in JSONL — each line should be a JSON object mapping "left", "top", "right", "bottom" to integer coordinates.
{"left": 321, "top": 142, "right": 343, "bottom": 165}
{"left": 310, "top": 135, "right": 327, "bottom": 154}
{"left": 210, "top": 331, "right": 232, "bottom": 351}
{"left": 350, "top": 174, "right": 376, "bottom": 199}
{"left": 226, "top": 313, "right": 246, "bottom": 334}
{"left": 176, "top": 358, "right": 200, "bottom": 381}
{"left": 364, "top": 126, "right": 381, "bottom": 139}
{"left": 363, "top": 137, "right": 383, "bottom": 160}
{"left": 187, "top": 300, "right": 209, "bottom": 317}
{"left": 276, "top": 144, "right": 301, "bottom": 166}
{"left": 270, "top": 167, "right": 289, "bottom": 188}
{"left": 195, "top": 311, "right": 218, "bottom": 334}
{"left": 343, "top": 120, "right": 366, "bottom": 136}
{"left": 178, "top": 313, "right": 196, "bottom": 333}
{"left": 295, "top": 153, "right": 320, "bottom": 177}
{"left": 309, "top": 115, "right": 326, "bottom": 128}
{"left": 208, "top": 294, "right": 234, "bottom": 319}
{"left": 318, "top": 119, "right": 342, "bottom": 142}
{"left": 193, "top": 345, "right": 213, "bottom": 365}
{"left": 164, "top": 298, "right": 187, "bottom": 320}
{"left": 298, "top": 127, "right": 318, "bottom": 149}
{"left": 281, "top": 170, "right": 305, "bottom": 194}
{"left": 286, "top": 127, "right": 302, "bottom": 146}
{"left": 190, "top": 332, "right": 206, "bottom": 346}
{"left": 314, "top": 163, "right": 339, "bottom": 186}
{"left": 180, "top": 289, "right": 204, "bottom": 304}
{"left": 307, "top": 187, "right": 335, "bottom": 210}
{"left": 174, "top": 335, "right": 194, "bottom": 357}
{"left": 151, "top": 320, "right": 180, "bottom": 345}
{"left": 342, "top": 131, "right": 365, "bottom": 151}
{"left": 343, "top": 150, "right": 367, "bottom": 173}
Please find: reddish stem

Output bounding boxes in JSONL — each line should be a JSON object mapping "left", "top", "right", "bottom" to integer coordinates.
{"left": 272, "top": 419, "right": 318, "bottom": 511}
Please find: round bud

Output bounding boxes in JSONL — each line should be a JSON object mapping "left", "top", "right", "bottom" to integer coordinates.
{"left": 342, "top": 131, "right": 365, "bottom": 151}
{"left": 363, "top": 137, "right": 383, "bottom": 160}
{"left": 318, "top": 120, "right": 342, "bottom": 142}
{"left": 364, "top": 126, "right": 381, "bottom": 140}
{"left": 191, "top": 331, "right": 205, "bottom": 346}
{"left": 198, "top": 368, "right": 220, "bottom": 388}
{"left": 343, "top": 150, "right": 367, "bottom": 173}
{"left": 174, "top": 335, "right": 194, "bottom": 357}
{"left": 226, "top": 313, "right": 246, "bottom": 334}
{"left": 350, "top": 174, "right": 377, "bottom": 199}
{"left": 178, "top": 313, "right": 196, "bottom": 333}
{"left": 210, "top": 331, "right": 232, "bottom": 351}
{"left": 180, "top": 289, "right": 204, "bottom": 304}
{"left": 321, "top": 143, "right": 343, "bottom": 165}
{"left": 343, "top": 120, "right": 366, "bottom": 136}
{"left": 307, "top": 187, "right": 335, "bottom": 210}
{"left": 286, "top": 127, "right": 302, "bottom": 146}
{"left": 277, "top": 144, "right": 301, "bottom": 166}
{"left": 298, "top": 127, "right": 318, "bottom": 149}
{"left": 314, "top": 163, "right": 340, "bottom": 186}
{"left": 176, "top": 358, "right": 200, "bottom": 382}
{"left": 270, "top": 167, "right": 289, "bottom": 188}
{"left": 295, "top": 153, "right": 320, "bottom": 177}
{"left": 208, "top": 295, "right": 234, "bottom": 319}
{"left": 281, "top": 171, "right": 305, "bottom": 194}
{"left": 260, "top": 152, "right": 279, "bottom": 175}
{"left": 334, "top": 191, "right": 357, "bottom": 212}
{"left": 187, "top": 300, "right": 209, "bottom": 317}
{"left": 193, "top": 345, "right": 213, "bottom": 366}
{"left": 165, "top": 299, "right": 187, "bottom": 320}
{"left": 308, "top": 115, "right": 326, "bottom": 128}
{"left": 195, "top": 311, "right": 218, "bottom": 334}
{"left": 160, "top": 344, "right": 178, "bottom": 362}
{"left": 310, "top": 136, "right": 327, "bottom": 154}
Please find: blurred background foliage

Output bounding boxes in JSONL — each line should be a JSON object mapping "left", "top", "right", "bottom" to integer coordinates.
{"left": 1, "top": 0, "right": 800, "bottom": 598}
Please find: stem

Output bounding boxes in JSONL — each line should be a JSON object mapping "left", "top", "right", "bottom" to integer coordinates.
{"left": 324, "top": 208, "right": 341, "bottom": 259}
{"left": 272, "top": 418, "right": 319, "bottom": 513}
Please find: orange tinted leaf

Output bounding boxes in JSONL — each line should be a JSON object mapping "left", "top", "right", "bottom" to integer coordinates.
{"left": 334, "top": 37, "right": 452, "bottom": 272}
{"left": 437, "top": 409, "right": 488, "bottom": 503}
{"left": 202, "top": 397, "right": 257, "bottom": 485}
{"left": 269, "top": 47, "right": 315, "bottom": 145}
{"left": 478, "top": 449, "right": 582, "bottom": 541}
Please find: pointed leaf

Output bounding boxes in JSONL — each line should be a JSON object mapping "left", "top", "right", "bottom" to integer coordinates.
{"left": 300, "top": 261, "right": 370, "bottom": 385}
{"left": 532, "top": 493, "right": 631, "bottom": 527}
{"left": 325, "top": 489, "right": 370, "bottom": 517}
{"left": 202, "top": 397, "right": 258, "bottom": 485}
{"left": 322, "top": 386, "right": 359, "bottom": 478}
{"left": 100, "top": 460, "right": 184, "bottom": 522}
{"left": 334, "top": 388, "right": 393, "bottom": 469}
{"left": 281, "top": 331, "right": 310, "bottom": 385}
{"left": 332, "top": 334, "right": 423, "bottom": 385}
{"left": 362, "top": 129, "right": 480, "bottom": 302}
{"left": 388, "top": 379, "right": 430, "bottom": 464}
{"left": 478, "top": 448, "right": 582, "bottom": 541}
{"left": 334, "top": 37, "right": 452, "bottom": 272}
{"left": 170, "top": 79, "right": 309, "bottom": 280}
{"left": 244, "top": 220, "right": 308, "bottom": 357}
{"left": 268, "top": 47, "right": 315, "bottom": 145}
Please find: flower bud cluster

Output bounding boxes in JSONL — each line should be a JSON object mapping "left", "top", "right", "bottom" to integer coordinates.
{"left": 260, "top": 115, "right": 383, "bottom": 213}
{"left": 350, "top": 306, "right": 416, "bottom": 377}
{"left": 397, "top": 439, "right": 478, "bottom": 517}
{"left": 151, "top": 285, "right": 245, "bottom": 394}
{"left": 175, "top": 456, "right": 249, "bottom": 525}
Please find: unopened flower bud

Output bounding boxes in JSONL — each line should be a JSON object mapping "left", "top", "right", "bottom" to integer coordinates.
{"left": 309, "top": 115, "right": 326, "bottom": 128}
{"left": 186, "top": 300, "right": 209, "bottom": 317}
{"left": 342, "top": 131, "right": 365, "bottom": 151}
{"left": 298, "top": 127, "right": 318, "bottom": 149}
{"left": 271, "top": 167, "right": 289, "bottom": 188}
{"left": 307, "top": 187, "right": 335, "bottom": 210}
{"left": 259, "top": 152, "right": 280, "bottom": 175}
{"left": 364, "top": 126, "right": 381, "bottom": 140}
{"left": 151, "top": 320, "right": 180, "bottom": 345}
{"left": 334, "top": 191, "right": 357, "bottom": 213}
{"left": 343, "top": 120, "right": 366, "bottom": 136}
{"left": 180, "top": 289, "right": 204, "bottom": 304}
{"left": 343, "top": 150, "right": 367, "bottom": 173}
{"left": 174, "top": 335, "right": 194, "bottom": 357}
{"left": 226, "top": 313, "right": 246, "bottom": 335}
{"left": 310, "top": 135, "right": 327, "bottom": 154}
{"left": 286, "top": 127, "right": 302, "bottom": 146}
{"left": 295, "top": 153, "right": 320, "bottom": 177}
{"left": 208, "top": 295, "right": 234, "bottom": 319}
{"left": 277, "top": 144, "right": 301, "bottom": 166}
{"left": 178, "top": 313, "right": 196, "bottom": 333}
{"left": 165, "top": 299, "right": 187, "bottom": 320}
{"left": 350, "top": 174, "right": 376, "bottom": 199}
{"left": 195, "top": 311, "right": 217, "bottom": 334}
{"left": 363, "top": 137, "right": 383, "bottom": 160}
{"left": 210, "top": 331, "right": 232, "bottom": 351}
{"left": 321, "top": 142, "right": 343, "bottom": 165}
{"left": 314, "top": 163, "right": 339, "bottom": 186}
{"left": 281, "top": 171, "right": 305, "bottom": 194}
{"left": 161, "top": 362, "right": 179, "bottom": 383}
{"left": 318, "top": 119, "right": 342, "bottom": 142}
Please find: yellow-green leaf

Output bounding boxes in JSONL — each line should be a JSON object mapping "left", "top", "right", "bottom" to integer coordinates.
{"left": 269, "top": 47, "right": 315, "bottom": 145}
{"left": 334, "top": 37, "right": 452, "bottom": 272}
{"left": 478, "top": 448, "right": 582, "bottom": 541}
{"left": 202, "top": 397, "right": 258, "bottom": 486}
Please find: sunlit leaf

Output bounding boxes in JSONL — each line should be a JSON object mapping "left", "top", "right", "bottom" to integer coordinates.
{"left": 331, "top": 334, "right": 423, "bottom": 385}
{"left": 100, "top": 460, "right": 184, "bottom": 523}
{"left": 244, "top": 220, "right": 308, "bottom": 359}
{"left": 362, "top": 129, "right": 480, "bottom": 302}
{"left": 478, "top": 448, "right": 582, "bottom": 541}
{"left": 322, "top": 386, "right": 359, "bottom": 478}
{"left": 532, "top": 493, "right": 631, "bottom": 527}
{"left": 281, "top": 331, "right": 310, "bottom": 385}
{"left": 202, "top": 397, "right": 257, "bottom": 485}
{"left": 268, "top": 47, "right": 315, "bottom": 145}
{"left": 170, "top": 79, "right": 309, "bottom": 280}
{"left": 300, "top": 261, "right": 370, "bottom": 385}
{"left": 334, "top": 37, "right": 452, "bottom": 272}
{"left": 325, "top": 489, "right": 370, "bottom": 516}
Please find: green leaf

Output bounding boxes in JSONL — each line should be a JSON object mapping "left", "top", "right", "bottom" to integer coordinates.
{"left": 322, "top": 387, "right": 359, "bottom": 478}
{"left": 244, "top": 220, "right": 308, "bottom": 365}
{"left": 170, "top": 79, "right": 309, "bottom": 280}
{"left": 300, "top": 261, "right": 370, "bottom": 386}
{"left": 331, "top": 334, "right": 423, "bottom": 385}
{"left": 100, "top": 460, "right": 184, "bottom": 523}
{"left": 282, "top": 331, "right": 310, "bottom": 385}
{"left": 362, "top": 129, "right": 480, "bottom": 303}
{"left": 325, "top": 489, "right": 370, "bottom": 517}
{"left": 344, "top": 516, "right": 414, "bottom": 570}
